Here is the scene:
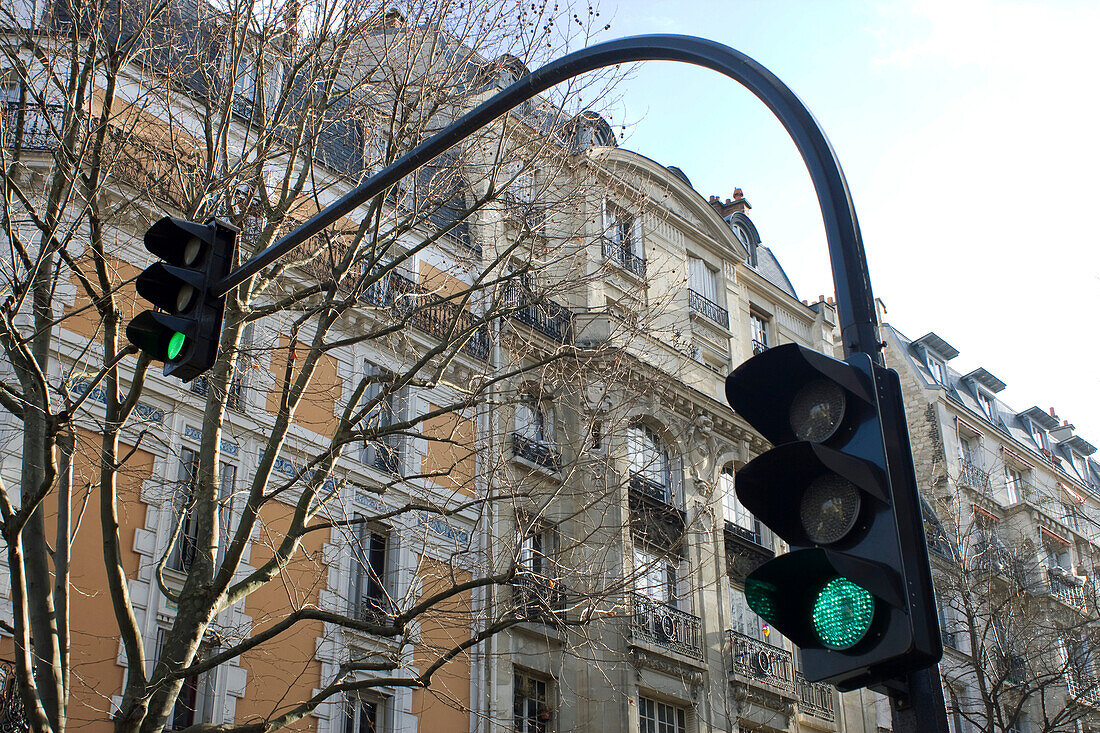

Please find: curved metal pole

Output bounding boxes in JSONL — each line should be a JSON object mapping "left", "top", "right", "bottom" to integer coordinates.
{"left": 215, "top": 33, "right": 880, "bottom": 363}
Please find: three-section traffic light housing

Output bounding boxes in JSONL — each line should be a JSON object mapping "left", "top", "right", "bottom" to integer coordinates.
{"left": 726, "top": 343, "right": 941, "bottom": 691}
{"left": 126, "top": 217, "right": 237, "bottom": 382}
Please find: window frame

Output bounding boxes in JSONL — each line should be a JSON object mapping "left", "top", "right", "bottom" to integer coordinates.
{"left": 627, "top": 425, "right": 674, "bottom": 503}
{"left": 351, "top": 522, "right": 394, "bottom": 624}
{"left": 749, "top": 311, "right": 769, "bottom": 355}
{"left": 638, "top": 696, "right": 687, "bottom": 733}
{"left": 514, "top": 669, "right": 552, "bottom": 733}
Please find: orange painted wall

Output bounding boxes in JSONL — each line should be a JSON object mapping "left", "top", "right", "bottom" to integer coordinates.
{"left": 420, "top": 404, "right": 476, "bottom": 497}
{"left": 233, "top": 501, "right": 326, "bottom": 730}
{"left": 265, "top": 336, "right": 342, "bottom": 436}
{"left": 410, "top": 556, "right": 472, "bottom": 732}
{"left": 418, "top": 261, "right": 467, "bottom": 302}
{"left": 1, "top": 428, "right": 153, "bottom": 731}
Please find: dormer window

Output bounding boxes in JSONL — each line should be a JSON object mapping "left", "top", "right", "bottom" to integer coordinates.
{"left": 977, "top": 390, "right": 996, "bottom": 421}
{"left": 927, "top": 355, "right": 948, "bottom": 386}
{"left": 1029, "top": 421, "right": 1047, "bottom": 451}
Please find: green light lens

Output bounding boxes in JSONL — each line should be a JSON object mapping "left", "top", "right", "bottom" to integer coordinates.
{"left": 744, "top": 578, "right": 778, "bottom": 624}
{"left": 812, "top": 577, "right": 875, "bottom": 650}
{"left": 167, "top": 331, "right": 186, "bottom": 360}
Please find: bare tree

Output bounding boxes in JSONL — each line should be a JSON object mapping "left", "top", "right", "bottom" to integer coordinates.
{"left": 925, "top": 473, "right": 1100, "bottom": 733}
{"left": 0, "top": 0, "right": 691, "bottom": 730}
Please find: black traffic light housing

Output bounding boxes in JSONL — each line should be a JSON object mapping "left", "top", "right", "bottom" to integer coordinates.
{"left": 726, "top": 343, "right": 941, "bottom": 691}
{"left": 127, "top": 217, "right": 238, "bottom": 382}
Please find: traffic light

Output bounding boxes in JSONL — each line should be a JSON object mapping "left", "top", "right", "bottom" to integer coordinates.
{"left": 126, "top": 217, "right": 237, "bottom": 382}
{"left": 725, "top": 343, "right": 941, "bottom": 691}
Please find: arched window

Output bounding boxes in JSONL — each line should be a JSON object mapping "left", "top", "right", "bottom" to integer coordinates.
{"left": 513, "top": 393, "right": 560, "bottom": 470}
{"left": 627, "top": 425, "right": 674, "bottom": 503}
{"left": 720, "top": 466, "right": 760, "bottom": 544}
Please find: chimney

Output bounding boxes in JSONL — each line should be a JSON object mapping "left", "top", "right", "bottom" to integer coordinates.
{"left": 707, "top": 190, "right": 751, "bottom": 217}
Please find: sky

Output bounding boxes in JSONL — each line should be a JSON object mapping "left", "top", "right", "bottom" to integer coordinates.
{"left": 592, "top": 0, "right": 1100, "bottom": 444}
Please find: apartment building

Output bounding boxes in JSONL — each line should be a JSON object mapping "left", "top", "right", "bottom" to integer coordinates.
{"left": 0, "top": 1, "right": 894, "bottom": 730}
{"left": 884, "top": 322, "right": 1100, "bottom": 733}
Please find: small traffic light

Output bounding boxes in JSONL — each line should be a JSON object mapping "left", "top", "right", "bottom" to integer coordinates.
{"left": 126, "top": 217, "right": 237, "bottom": 382}
{"left": 725, "top": 343, "right": 941, "bottom": 691}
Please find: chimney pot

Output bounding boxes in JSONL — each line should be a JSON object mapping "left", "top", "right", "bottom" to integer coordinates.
{"left": 827, "top": 297, "right": 835, "bottom": 305}
{"left": 733, "top": 188, "right": 744, "bottom": 200}
{"left": 1050, "top": 407, "right": 1057, "bottom": 417}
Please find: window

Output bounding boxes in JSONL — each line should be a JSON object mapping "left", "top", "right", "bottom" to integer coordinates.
{"left": 360, "top": 362, "right": 403, "bottom": 475}
{"left": 928, "top": 355, "right": 948, "bottom": 385}
{"left": 936, "top": 595, "right": 970, "bottom": 654}
{"left": 1043, "top": 541, "right": 1071, "bottom": 571}
{"left": 749, "top": 312, "right": 769, "bottom": 355}
{"left": 946, "top": 686, "right": 972, "bottom": 733}
{"left": 639, "top": 697, "right": 686, "bottom": 733}
{"left": 343, "top": 694, "right": 383, "bottom": 733}
{"left": 731, "top": 223, "right": 756, "bottom": 267}
{"left": 169, "top": 449, "right": 200, "bottom": 572}
{"left": 627, "top": 426, "right": 672, "bottom": 503}
{"left": 958, "top": 431, "right": 980, "bottom": 467}
{"left": 514, "top": 670, "right": 551, "bottom": 733}
{"left": 720, "top": 468, "right": 760, "bottom": 543}
{"left": 1063, "top": 501, "right": 1083, "bottom": 533}
{"left": 977, "top": 391, "right": 997, "bottom": 421}
{"left": 1003, "top": 465, "right": 1025, "bottom": 505}
{"left": 158, "top": 631, "right": 218, "bottom": 729}
{"left": 513, "top": 396, "right": 559, "bottom": 469}
{"left": 730, "top": 585, "right": 768, "bottom": 643}
{"left": 688, "top": 256, "right": 718, "bottom": 303}
{"left": 634, "top": 546, "right": 678, "bottom": 608}
{"left": 227, "top": 323, "right": 255, "bottom": 412}
{"left": 602, "top": 200, "right": 643, "bottom": 276}
{"left": 352, "top": 525, "right": 392, "bottom": 624}
{"left": 1028, "top": 420, "right": 1047, "bottom": 451}
{"left": 1072, "top": 452, "right": 1090, "bottom": 482}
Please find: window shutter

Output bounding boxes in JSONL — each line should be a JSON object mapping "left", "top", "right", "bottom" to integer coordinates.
{"left": 632, "top": 213, "right": 643, "bottom": 257}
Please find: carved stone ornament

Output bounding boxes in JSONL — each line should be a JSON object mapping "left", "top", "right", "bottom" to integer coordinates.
{"left": 628, "top": 648, "right": 705, "bottom": 685}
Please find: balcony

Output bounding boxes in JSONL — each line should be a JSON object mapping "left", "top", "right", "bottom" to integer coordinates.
{"left": 751, "top": 339, "right": 768, "bottom": 356}
{"left": 796, "top": 672, "right": 837, "bottom": 724}
{"left": 1066, "top": 671, "right": 1100, "bottom": 707}
{"left": 725, "top": 523, "right": 774, "bottom": 584}
{"left": 1047, "top": 567, "right": 1087, "bottom": 611}
{"left": 502, "top": 284, "right": 574, "bottom": 344}
{"left": 602, "top": 239, "right": 646, "bottom": 279}
{"left": 0, "top": 661, "right": 27, "bottom": 731}
{"left": 958, "top": 460, "right": 992, "bottom": 491}
{"left": 629, "top": 478, "right": 685, "bottom": 550}
{"left": 727, "top": 629, "right": 794, "bottom": 695}
{"left": 364, "top": 441, "right": 400, "bottom": 476}
{"left": 687, "top": 289, "right": 729, "bottom": 329}
{"left": 514, "top": 575, "right": 566, "bottom": 625}
{"left": 630, "top": 592, "right": 702, "bottom": 659}
{"left": 512, "top": 433, "right": 562, "bottom": 471}
{"left": 1, "top": 101, "right": 67, "bottom": 151}
{"left": 356, "top": 594, "right": 395, "bottom": 627}
{"left": 364, "top": 270, "right": 490, "bottom": 361}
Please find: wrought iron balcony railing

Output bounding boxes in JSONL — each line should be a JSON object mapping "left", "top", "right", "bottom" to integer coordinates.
{"left": 1047, "top": 567, "right": 1087, "bottom": 611}
{"left": 1066, "top": 670, "right": 1100, "bottom": 707}
{"left": 502, "top": 284, "right": 574, "bottom": 344}
{"left": 364, "top": 270, "right": 490, "bottom": 361}
{"left": 602, "top": 239, "right": 646, "bottom": 278}
{"left": 514, "top": 575, "right": 566, "bottom": 624}
{"left": 0, "top": 660, "right": 28, "bottom": 732}
{"left": 356, "top": 594, "right": 396, "bottom": 627}
{"left": 751, "top": 339, "right": 768, "bottom": 356}
{"left": 958, "top": 459, "right": 992, "bottom": 491}
{"left": 364, "top": 440, "right": 401, "bottom": 476}
{"left": 1, "top": 101, "right": 67, "bottom": 151}
{"left": 687, "top": 289, "right": 729, "bottom": 328}
{"left": 512, "top": 433, "right": 562, "bottom": 471}
{"left": 727, "top": 629, "right": 794, "bottom": 693}
{"left": 630, "top": 592, "right": 702, "bottom": 659}
{"left": 796, "top": 672, "right": 837, "bottom": 723}
{"left": 724, "top": 518, "right": 763, "bottom": 547}
{"left": 629, "top": 473, "right": 672, "bottom": 505}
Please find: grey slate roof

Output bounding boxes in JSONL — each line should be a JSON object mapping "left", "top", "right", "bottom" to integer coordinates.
{"left": 887, "top": 324, "right": 1100, "bottom": 497}
{"left": 752, "top": 245, "right": 798, "bottom": 299}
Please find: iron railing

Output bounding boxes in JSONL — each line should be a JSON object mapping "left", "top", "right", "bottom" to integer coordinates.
{"left": 356, "top": 594, "right": 395, "bottom": 627}
{"left": 796, "top": 672, "right": 837, "bottom": 723}
{"left": 502, "top": 284, "right": 574, "bottom": 343}
{"left": 751, "top": 339, "right": 768, "bottom": 356}
{"left": 0, "top": 660, "right": 28, "bottom": 732}
{"left": 602, "top": 239, "right": 646, "bottom": 278}
{"left": 630, "top": 592, "right": 702, "bottom": 658}
{"left": 365, "top": 270, "right": 490, "bottom": 360}
{"left": 512, "top": 433, "right": 562, "bottom": 471}
{"left": 724, "top": 518, "right": 763, "bottom": 547}
{"left": 1066, "top": 670, "right": 1100, "bottom": 707}
{"left": 1, "top": 101, "right": 67, "bottom": 151}
{"left": 959, "top": 459, "right": 992, "bottom": 491}
{"left": 629, "top": 473, "right": 672, "bottom": 505}
{"left": 1047, "top": 567, "right": 1087, "bottom": 611}
{"left": 514, "top": 575, "right": 566, "bottom": 624}
{"left": 727, "top": 629, "right": 794, "bottom": 693}
{"left": 687, "top": 289, "right": 729, "bottom": 328}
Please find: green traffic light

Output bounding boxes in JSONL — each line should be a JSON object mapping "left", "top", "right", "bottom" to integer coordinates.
{"left": 812, "top": 577, "right": 875, "bottom": 650}
{"left": 168, "top": 331, "right": 186, "bottom": 360}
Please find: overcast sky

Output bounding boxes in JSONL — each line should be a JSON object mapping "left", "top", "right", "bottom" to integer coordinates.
{"left": 595, "top": 0, "right": 1100, "bottom": 444}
